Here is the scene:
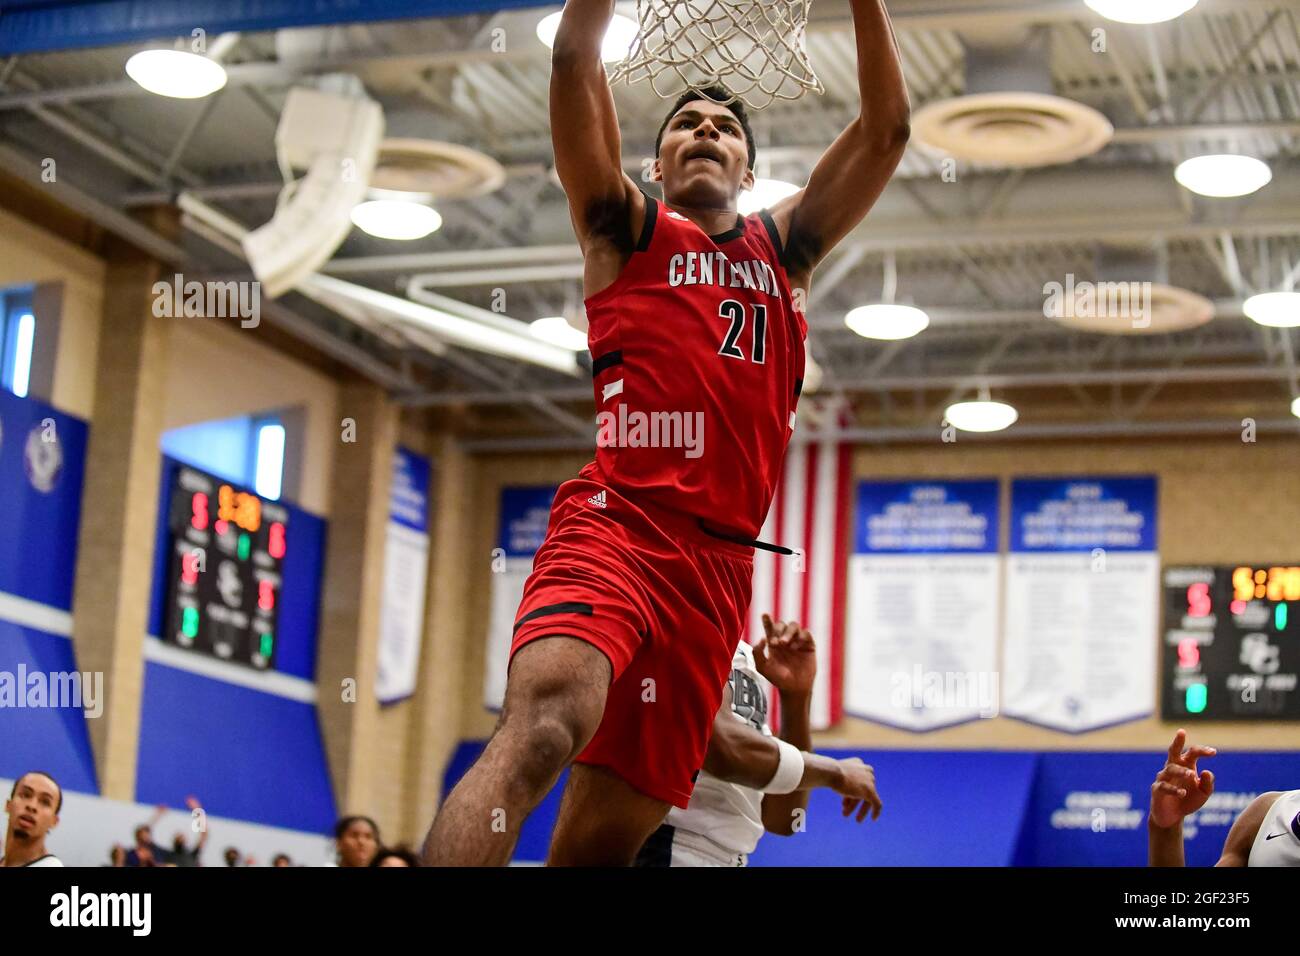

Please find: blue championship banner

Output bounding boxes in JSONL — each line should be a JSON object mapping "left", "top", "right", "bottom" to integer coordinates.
{"left": 483, "top": 486, "right": 557, "bottom": 710}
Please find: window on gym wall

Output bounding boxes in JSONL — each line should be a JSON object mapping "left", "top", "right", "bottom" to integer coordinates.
{"left": 251, "top": 416, "right": 286, "bottom": 500}
{"left": 161, "top": 413, "right": 287, "bottom": 500}
{"left": 0, "top": 287, "right": 36, "bottom": 398}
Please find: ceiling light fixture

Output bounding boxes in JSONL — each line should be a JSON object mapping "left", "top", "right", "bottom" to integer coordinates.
{"left": 1084, "top": 0, "right": 1199, "bottom": 25}
{"left": 125, "top": 49, "right": 228, "bottom": 98}
{"left": 1243, "top": 291, "right": 1300, "bottom": 329}
{"left": 738, "top": 178, "right": 800, "bottom": 215}
{"left": 536, "top": 11, "right": 639, "bottom": 63}
{"left": 529, "top": 316, "right": 589, "bottom": 352}
{"left": 845, "top": 303, "right": 930, "bottom": 341}
{"left": 944, "top": 399, "right": 1019, "bottom": 433}
{"left": 1174, "top": 154, "right": 1272, "bottom": 198}
{"left": 350, "top": 200, "right": 442, "bottom": 241}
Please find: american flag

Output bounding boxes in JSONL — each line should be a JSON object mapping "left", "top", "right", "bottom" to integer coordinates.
{"left": 743, "top": 401, "right": 852, "bottom": 730}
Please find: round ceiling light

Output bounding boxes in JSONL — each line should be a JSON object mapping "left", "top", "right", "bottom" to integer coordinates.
{"left": 1174, "top": 154, "right": 1272, "bottom": 198}
{"left": 845, "top": 304, "right": 930, "bottom": 340}
{"left": 1084, "top": 0, "right": 1199, "bottom": 24}
{"left": 1243, "top": 291, "right": 1300, "bottom": 329}
{"left": 536, "top": 12, "right": 639, "bottom": 63}
{"left": 125, "top": 49, "right": 228, "bottom": 99}
{"left": 350, "top": 200, "right": 443, "bottom": 241}
{"left": 738, "top": 178, "right": 800, "bottom": 215}
{"left": 944, "top": 400, "right": 1019, "bottom": 433}
{"left": 530, "top": 316, "right": 589, "bottom": 352}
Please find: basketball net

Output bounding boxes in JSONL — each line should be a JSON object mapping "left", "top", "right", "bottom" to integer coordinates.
{"left": 609, "top": 0, "right": 824, "bottom": 110}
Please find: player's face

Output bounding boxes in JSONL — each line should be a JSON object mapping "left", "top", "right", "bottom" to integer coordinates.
{"left": 5, "top": 773, "right": 59, "bottom": 841}
{"left": 655, "top": 101, "right": 755, "bottom": 208}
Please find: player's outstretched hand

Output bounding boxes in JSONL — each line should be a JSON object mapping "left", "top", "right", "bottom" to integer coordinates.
{"left": 755, "top": 613, "right": 817, "bottom": 695}
{"left": 1149, "top": 728, "right": 1217, "bottom": 829}
{"left": 833, "top": 757, "right": 882, "bottom": 824}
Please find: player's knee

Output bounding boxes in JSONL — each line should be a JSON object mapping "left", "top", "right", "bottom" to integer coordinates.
{"left": 508, "top": 714, "right": 578, "bottom": 796}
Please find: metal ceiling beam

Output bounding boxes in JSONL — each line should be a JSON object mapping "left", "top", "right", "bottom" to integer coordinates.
{"left": 807, "top": 0, "right": 1284, "bottom": 31}
{"left": 403, "top": 363, "right": 1294, "bottom": 409}
{"left": 0, "top": 45, "right": 539, "bottom": 112}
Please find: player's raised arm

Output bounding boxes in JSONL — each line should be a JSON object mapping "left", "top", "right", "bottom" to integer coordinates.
{"left": 766, "top": 0, "right": 910, "bottom": 283}
{"left": 1147, "top": 729, "right": 1218, "bottom": 866}
{"left": 549, "top": 0, "right": 645, "bottom": 250}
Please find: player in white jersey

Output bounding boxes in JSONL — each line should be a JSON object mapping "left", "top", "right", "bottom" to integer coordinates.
{"left": 635, "top": 615, "right": 882, "bottom": 867}
{"left": 1148, "top": 729, "right": 1300, "bottom": 866}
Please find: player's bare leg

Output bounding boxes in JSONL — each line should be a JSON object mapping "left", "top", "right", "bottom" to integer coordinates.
{"left": 423, "top": 636, "right": 611, "bottom": 866}
{"left": 547, "top": 764, "right": 671, "bottom": 866}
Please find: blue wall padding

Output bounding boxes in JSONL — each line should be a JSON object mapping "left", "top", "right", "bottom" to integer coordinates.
{"left": 135, "top": 660, "right": 336, "bottom": 832}
{"left": 750, "top": 749, "right": 1038, "bottom": 866}
{"left": 0, "top": 389, "right": 94, "bottom": 791}
{"left": 442, "top": 742, "right": 1300, "bottom": 866}
{"left": 0, "top": 388, "right": 87, "bottom": 610}
{"left": 0, "top": 620, "right": 98, "bottom": 792}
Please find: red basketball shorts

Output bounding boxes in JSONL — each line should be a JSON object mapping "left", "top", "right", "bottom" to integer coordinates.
{"left": 509, "top": 477, "right": 754, "bottom": 808}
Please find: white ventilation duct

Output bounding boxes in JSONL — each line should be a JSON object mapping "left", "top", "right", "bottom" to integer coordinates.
{"left": 913, "top": 28, "right": 1113, "bottom": 168}
{"left": 242, "top": 80, "right": 384, "bottom": 297}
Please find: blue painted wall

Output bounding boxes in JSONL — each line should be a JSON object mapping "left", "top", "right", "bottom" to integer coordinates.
{"left": 0, "top": 388, "right": 95, "bottom": 792}
{"left": 443, "top": 741, "right": 1300, "bottom": 866}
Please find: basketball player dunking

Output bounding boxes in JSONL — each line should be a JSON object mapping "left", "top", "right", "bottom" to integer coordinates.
{"left": 424, "top": 0, "right": 909, "bottom": 866}
{"left": 636, "top": 615, "right": 882, "bottom": 867}
{"left": 1148, "top": 729, "right": 1299, "bottom": 867}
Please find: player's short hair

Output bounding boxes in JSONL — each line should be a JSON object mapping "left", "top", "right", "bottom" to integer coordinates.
{"left": 11, "top": 770, "right": 62, "bottom": 813}
{"left": 655, "top": 84, "right": 756, "bottom": 171}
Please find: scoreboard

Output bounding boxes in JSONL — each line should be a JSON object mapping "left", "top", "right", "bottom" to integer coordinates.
{"left": 163, "top": 464, "right": 288, "bottom": 670}
{"left": 1161, "top": 565, "right": 1299, "bottom": 720}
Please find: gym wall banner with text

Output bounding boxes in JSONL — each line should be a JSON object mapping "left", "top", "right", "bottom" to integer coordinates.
{"left": 484, "top": 485, "right": 558, "bottom": 711}
{"left": 376, "top": 447, "right": 432, "bottom": 705}
{"left": 844, "top": 480, "right": 1001, "bottom": 731}
{"left": 843, "top": 475, "right": 1159, "bottom": 733}
{"left": 1002, "top": 476, "right": 1159, "bottom": 732}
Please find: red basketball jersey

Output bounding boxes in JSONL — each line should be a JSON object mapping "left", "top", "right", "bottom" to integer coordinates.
{"left": 581, "top": 193, "right": 807, "bottom": 540}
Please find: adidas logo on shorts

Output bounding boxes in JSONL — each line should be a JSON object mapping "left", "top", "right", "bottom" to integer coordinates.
{"left": 586, "top": 490, "right": 607, "bottom": 509}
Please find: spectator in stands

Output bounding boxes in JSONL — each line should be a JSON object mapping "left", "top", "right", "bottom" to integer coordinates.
{"left": 126, "top": 804, "right": 169, "bottom": 866}
{"left": 271, "top": 853, "right": 292, "bottom": 867}
{"left": 169, "top": 795, "right": 208, "bottom": 867}
{"left": 106, "top": 843, "right": 127, "bottom": 867}
{"left": 331, "top": 815, "right": 380, "bottom": 867}
{"left": 1, "top": 771, "right": 63, "bottom": 867}
{"left": 370, "top": 846, "right": 421, "bottom": 867}
{"left": 222, "top": 846, "right": 243, "bottom": 867}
